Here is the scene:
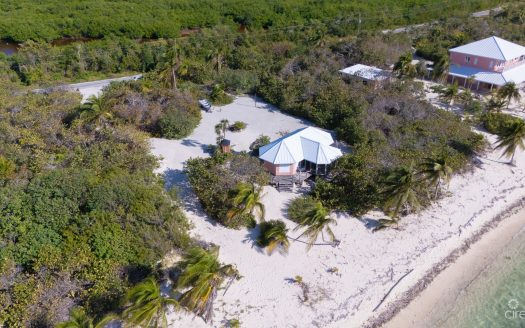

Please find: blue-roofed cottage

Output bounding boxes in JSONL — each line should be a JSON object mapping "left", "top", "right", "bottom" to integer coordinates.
{"left": 258, "top": 127, "right": 342, "bottom": 177}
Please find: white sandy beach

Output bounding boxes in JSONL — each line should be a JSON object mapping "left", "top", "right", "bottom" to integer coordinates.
{"left": 384, "top": 206, "right": 525, "bottom": 328}
{"left": 149, "top": 96, "right": 525, "bottom": 328}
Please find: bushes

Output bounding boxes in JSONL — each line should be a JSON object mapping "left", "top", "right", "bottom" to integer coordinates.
{"left": 249, "top": 135, "right": 271, "bottom": 156}
{"left": 186, "top": 153, "right": 269, "bottom": 228}
{"left": 229, "top": 121, "right": 247, "bottom": 132}
{"left": 0, "top": 0, "right": 500, "bottom": 43}
{"left": 102, "top": 80, "right": 201, "bottom": 139}
{"left": 314, "top": 151, "right": 382, "bottom": 214}
{"left": 218, "top": 69, "right": 259, "bottom": 94}
{"left": 287, "top": 196, "right": 319, "bottom": 224}
{"left": 158, "top": 109, "right": 200, "bottom": 139}
{"left": 481, "top": 112, "right": 523, "bottom": 135}
{"left": 0, "top": 89, "right": 190, "bottom": 325}
{"left": 210, "top": 84, "right": 233, "bottom": 105}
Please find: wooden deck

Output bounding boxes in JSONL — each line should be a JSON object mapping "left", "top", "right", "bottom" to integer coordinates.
{"left": 270, "top": 172, "right": 311, "bottom": 192}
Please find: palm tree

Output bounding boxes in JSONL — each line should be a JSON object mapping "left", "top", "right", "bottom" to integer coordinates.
{"left": 159, "top": 43, "right": 182, "bottom": 90}
{"left": 207, "top": 48, "right": 225, "bottom": 74}
{"left": 293, "top": 201, "right": 337, "bottom": 251}
{"left": 227, "top": 182, "right": 265, "bottom": 223}
{"left": 381, "top": 162, "right": 421, "bottom": 219}
{"left": 393, "top": 53, "right": 416, "bottom": 78}
{"left": 256, "top": 220, "right": 290, "bottom": 255}
{"left": 486, "top": 96, "right": 507, "bottom": 112}
{"left": 122, "top": 276, "right": 178, "bottom": 328}
{"left": 432, "top": 54, "right": 450, "bottom": 82}
{"left": 497, "top": 82, "right": 521, "bottom": 109}
{"left": 57, "top": 308, "right": 115, "bottom": 328}
{"left": 81, "top": 94, "right": 112, "bottom": 125}
{"left": 419, "top": 156, "right": 453, "bottom": 198}
{"left": 459, "top": 89, "right": 473, "bottom": 106}
{"left": 439, "top": 83, "right": 460, "bottom": 108}
{"left": 495, "top": 120, "right": 525, "bottom": 165}
{"left": 177, "top": 247, "right": 237, "bottom": 323}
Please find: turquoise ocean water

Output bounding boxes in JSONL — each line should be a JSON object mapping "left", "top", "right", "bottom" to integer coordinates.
{"left": 441, "top": 227, "right": 525, "bottom": 328}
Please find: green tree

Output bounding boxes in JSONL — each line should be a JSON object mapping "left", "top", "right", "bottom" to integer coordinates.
{"left": 227, "top": 182, "right": 265, "bottom": 223}
{"left": 495, "top": 120, "right": 525, "bottom": 165}
{"left": 497, "top": 82, "right": 521, "bottom": 109}
{"left": 381, "top": 162, "right": 421, "bottom": 219}
{"left": 487, "top": 96, "right": 507, "bottom": 112}
{"left": 0, "top": 155, "right": 15, "bottom": 180}
{"left": 159, "top": 43, "right": 182, "bottom": 90}
{"left": 122, "top": 277, "right": 178, "bottom": 328}
{"left": 293, "top": 201, "right": 337, "bottom": 251}
{"left": 419, "top": 156, "right": 453, "bottom": 198}
{"left": 57, "top": 308, "right": 115, "bottom": 328}
{"left": 393, "top": 53, "right": 416, "bottom": 78}
{"left": 432, "top": 54, "right": 450, "bottom": 82}
{"left": 177, "top": 247, "right": 237, "bottom": 322}
{"left": 81, "top": 94, "right": 113, "bottom": 126}
{"left": 438, "top": 83, "right": 460, "bottom": 108}
{"left": 256, "top": 220, "right": 290, "bottom": 255}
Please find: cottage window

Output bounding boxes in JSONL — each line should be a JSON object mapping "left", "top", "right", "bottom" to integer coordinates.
{"left": 465, "top": 56, "right": 471, "bottom": 63}
{"left": 474, "top": 58, "right": 478, "bottom": 65}
{"left": 489, "top": 61, "right": 494, "bottom": 68}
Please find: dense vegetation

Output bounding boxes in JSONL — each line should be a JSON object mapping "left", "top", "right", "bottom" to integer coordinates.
{"left": 186, "top": 153, "right": 269, "bottom": 228}
{"left": 0, "top": 85, "right": 190, "bottom": 325}
{"left": 0, "top": 0, "right": 500, "bottom": 42}
{"left": 414, "top": 3, "right": 525, "bottom": 63}
{"left": 0, "top": 2, "right": 523, "bottom": 324}
{"left": 101, "top": 79, "right": 201, "bottom": 139}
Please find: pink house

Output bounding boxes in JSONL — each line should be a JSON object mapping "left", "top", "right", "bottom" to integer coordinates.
{"left": 448, "top": 36, "right": 525, "bottom": 90}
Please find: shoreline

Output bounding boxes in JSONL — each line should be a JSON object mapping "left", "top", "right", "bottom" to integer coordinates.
{"left": 369, "top": 197, "right": 525, "bottom": 328}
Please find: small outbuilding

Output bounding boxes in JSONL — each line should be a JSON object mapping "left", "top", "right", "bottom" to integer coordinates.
{"left": 339, "top": 64, "right": 391, "bottom": 83}
{"left": 258, "top": 127, "right": 342, "bottom": 176}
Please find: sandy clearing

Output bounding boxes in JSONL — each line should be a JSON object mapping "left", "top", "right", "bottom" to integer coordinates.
{"left": 149, "top": 96, "right": 525, "bottom": 328}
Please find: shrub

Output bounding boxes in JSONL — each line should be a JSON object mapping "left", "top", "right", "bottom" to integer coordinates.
{"left": 210, "top": 84, "right": 233, "bottom": 105}
{"left": 0, "top": 155, "right": 15, "bottom": 180}
{"left": 481, "top": 112, "right": 523, "bottom": 135}
{"left": 229, "top": 121, "right": 247, "bottom": 132}
{"left": 313, "top": 151, "right": 382, "bottom": 214}
{"left": 186, "top": 153, "right": 269, "bottom": 228}
{"left": 218, "top": 69, "right": 259, "bottom": 94}
{"left": 158, "top": 109, "right": 200, "bottom": 139}
{"left": 287, "top": 196, "right": 319, "bottom": 224}
{"left": 249, "top": 135, "right": 271, "bottom": 155}
{"left": 0, "top": 89, "right": 190, "bottom": 325}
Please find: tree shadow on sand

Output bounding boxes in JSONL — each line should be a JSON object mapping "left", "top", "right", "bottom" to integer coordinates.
{"left": 357, "top": 217, "right": 382, "bottom": 231}
{"left": 242, "top": 226, "right": 265, "bottom": 254}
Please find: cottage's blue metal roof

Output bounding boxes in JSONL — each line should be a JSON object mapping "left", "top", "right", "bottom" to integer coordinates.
{"left": 259, "top": 127, "right": 342, "bottom": 165}
{"left": 449, "top": 64, "right": 525, "bottom": 86}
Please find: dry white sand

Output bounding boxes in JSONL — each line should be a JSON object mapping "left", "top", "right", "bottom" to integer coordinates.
{"left": 150, "top": 96, "right": 525, "bottom": 328}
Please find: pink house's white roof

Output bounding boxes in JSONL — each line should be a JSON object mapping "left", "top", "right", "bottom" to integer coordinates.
{"left": 450, "top": 36, "right": 525, "bottom": 61}
{"left": 259, "top": 127, "right": 342, "bottom": 165}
